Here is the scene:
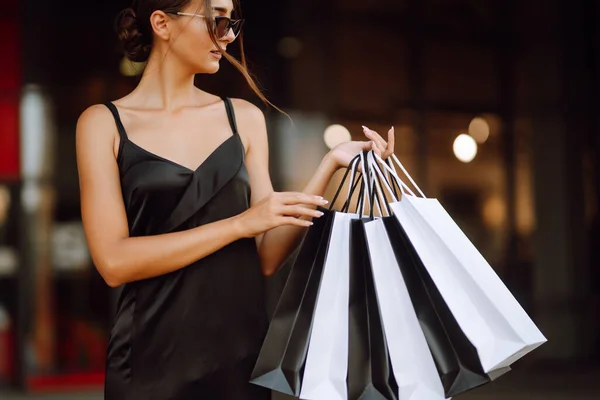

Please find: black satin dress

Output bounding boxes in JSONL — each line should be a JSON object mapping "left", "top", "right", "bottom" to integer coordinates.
{"left": 103, "top": 98, "right": 270, "bottom": 399}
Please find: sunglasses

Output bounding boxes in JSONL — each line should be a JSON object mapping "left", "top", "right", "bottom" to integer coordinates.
{"left": 175, "top": 12, "right": 245, "bottom": 39}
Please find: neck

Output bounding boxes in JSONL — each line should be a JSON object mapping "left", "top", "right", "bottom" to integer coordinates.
{"left": 133, "top": 49, "right": 197, "bottom": 111}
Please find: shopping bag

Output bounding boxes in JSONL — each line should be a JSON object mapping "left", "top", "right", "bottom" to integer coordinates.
{"left": 251, "top": 155, "right": 363, "bottom": 396}
{"left": 383, "top": 216, "right": 511, "bottom": 396}
{"left": 360, "top": 154, "right": 511, "bottom": 397}
{"left": 364, "top": 217, "right": 447, "bottom": 400}
{"left": 250, "top": 209, "right": 334, "bottom": 396}
{"left": 300, "top": 212, "right": 358, "bottom": 400}
{"left": 348, "top": 218, "right": 398, "bottom": 400}
{"left": 377, "top": 153, "right": 547, "bottom": 373}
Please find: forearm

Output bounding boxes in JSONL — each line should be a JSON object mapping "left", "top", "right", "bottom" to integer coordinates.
{"left": 97, "top": 216, "right": 246, "bottom": 287}
{"left": 258, "top": 153, "right": 339, "bottom": 276}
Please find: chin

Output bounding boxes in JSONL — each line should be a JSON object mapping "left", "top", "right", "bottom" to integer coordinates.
{"left": 194, "top": 62, "right": 221, "bottom": 75}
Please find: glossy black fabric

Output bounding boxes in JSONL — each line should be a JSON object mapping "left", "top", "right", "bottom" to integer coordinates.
{"left": 103, "top": 98, "right": 270, "bottom": 400}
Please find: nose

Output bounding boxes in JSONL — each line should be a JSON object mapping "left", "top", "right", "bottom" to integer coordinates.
{"left": 221, "top": 26, "right": 237, "bottom": 43}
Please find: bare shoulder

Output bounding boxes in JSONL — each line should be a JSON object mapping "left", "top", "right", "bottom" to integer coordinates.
{"left": 76, "top": 104, "right": 118, "bottom": 152}
{"left": 228, "top": 98, "right": 267, "bottom": 149}
{"left": 229, "top": 98, "right": 266, "bottom": 127}
{"left": 78, "top": 104, "right": 114, "bottom": 125}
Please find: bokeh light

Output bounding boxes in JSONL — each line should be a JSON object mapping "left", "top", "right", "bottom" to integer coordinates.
{"left": 453, "top": 133, "right": 478, "bottom": 163}
{"left": 324, "top": 124, "right": 351, "bottom": 149}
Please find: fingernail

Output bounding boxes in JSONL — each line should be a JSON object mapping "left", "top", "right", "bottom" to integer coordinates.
{"left": 321, "top": 199, "right": 329, "bottom": 204}
{"left": 315, "top": 196, "right": 323, "bottom": 200}
{"left": 316, "top": 211, "right": 324, "bottom": 217}
{"left": 362, "top": 125, "right": 369, "bottom": 131}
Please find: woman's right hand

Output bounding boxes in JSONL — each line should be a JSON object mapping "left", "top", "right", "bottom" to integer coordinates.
{"left": 236, "top": 192, "right": 329, "bottom": 238}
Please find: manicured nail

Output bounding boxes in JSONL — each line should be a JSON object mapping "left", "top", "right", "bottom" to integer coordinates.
{"left": 362, "top": 125, "right": 370, "bottom": 131}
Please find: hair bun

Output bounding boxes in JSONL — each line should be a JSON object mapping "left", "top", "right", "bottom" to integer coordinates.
{"left": 116, "top": 8, "right": 151, "bottom": 62}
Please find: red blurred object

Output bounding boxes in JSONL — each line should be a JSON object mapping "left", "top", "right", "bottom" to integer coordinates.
{"left": 60, "top": 319, "right": 108, "bottom": 371}
{"left": 0, "top": 100, "right": 20, "bottom": 180}
{"left": 27, "top": 372, "right": 105, "bottom": 392}
{"left": 0, "top": 305, "right": 14, "bottom": 384}
{"left": 25, "top": 317, "right": 107, "bottom": 393}
{"left": 0, "top": 21, "right": 21, "bottom": 92}
{"left": 0, "top": 17, "right": 21, "bottom": 180}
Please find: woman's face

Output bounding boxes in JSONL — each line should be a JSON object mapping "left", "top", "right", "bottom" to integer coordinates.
{"left": 166, "top": 0, "right": 237, "bottom": 74}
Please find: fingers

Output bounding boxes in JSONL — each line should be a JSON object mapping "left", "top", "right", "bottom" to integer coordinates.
{"left": 279, "top": 192, "right": 329, "bottom": 207}
{"left": 362, "top": 126, "right": 387, "bottom": 152}
{"left": 363, "top": 125, "right": 395, "bottom": 159}
{"left": 371, "top": 141, "right": 382, "bottom": 158}
{"left": 283, "top": 205, "right": 325, "bottom": 219}
{"left": 363, "top": 126, "right": 388, "bottom": 158}
{"left": 384, "top": 126, "right": 395, "bottom": 159}
{"left": 282, "top": 217, "right": 315, "bottom": 227}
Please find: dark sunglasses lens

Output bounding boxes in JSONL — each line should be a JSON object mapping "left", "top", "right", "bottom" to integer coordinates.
{"left": 216, "top": 18, "right": 242, "bottom": 38}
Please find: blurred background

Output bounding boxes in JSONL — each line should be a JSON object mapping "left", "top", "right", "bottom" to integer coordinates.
{"left": 1, "top": 0, "right": 599, "bottom": 398}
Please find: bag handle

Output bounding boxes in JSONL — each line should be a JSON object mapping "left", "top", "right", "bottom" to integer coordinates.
{"left": 340, "top": 156, "right": 363, "bottom": 213}
{"left": 329, "top": 154, "right": 361, "bottom": 211}
{"left": 329, "top": 154, "right": 371, "bottom": 215}
{"left": 361, "top": 151, "right": 393, "bottom": 219}
{"left": 372, "top": 152, "right": 418, "bottom": 197}
{"left": 367, "top": 151, "right": 402, "bottom": 217}
{"left": 360, "top": 151, "right": 377, "bottom": 217}
{"left": 368, "top": 152, "right": 398, "bottom": 205}
{"left": 384, "top": 158, "right": 401, "bottom": 199}
{"left": 388, "top": 153, "right": 426, "bottom": 198}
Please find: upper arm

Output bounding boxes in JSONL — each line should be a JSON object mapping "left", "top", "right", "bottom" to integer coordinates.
{"left": 231, "top": 98, "right": 274, "bottom": 204}
{"left": 231, "top": 99, "right": 274, "bottom": 244}
{"left": 76, "top": 105, "right": 130, "bottom": 276}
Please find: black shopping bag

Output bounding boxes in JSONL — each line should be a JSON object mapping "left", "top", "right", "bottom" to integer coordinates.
{"left": 250, "top": 208, "right": 334, "bottom": 396}
{"left": 382, "top": 216, "right": 510, "bottom": 398}
{"left": 251, "top": 154, "right": 364, "bottom": 397}
{"left": 348, "top": 218, "right": 398, "bottom": 400}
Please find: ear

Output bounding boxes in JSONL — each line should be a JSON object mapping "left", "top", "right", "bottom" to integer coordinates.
{"left": 149, "top": 10, "right": 171, "bottom": 41}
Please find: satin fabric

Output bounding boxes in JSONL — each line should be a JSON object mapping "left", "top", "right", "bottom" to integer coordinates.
{"left": 103, "top": 98, "right": 269, "bottom": 399}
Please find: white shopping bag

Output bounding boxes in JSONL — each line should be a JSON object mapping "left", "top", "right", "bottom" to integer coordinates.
{"left": 300, "top": 212, "right": 357, "bottom": 400}
{"left": 299, "top": 158, "right": 363, "bottom": 400}
{"left": 375, "top": 153, "right": 546, "bottom": 373}
{"left": 364, "top": 217, "right": 447, "bottom": 400}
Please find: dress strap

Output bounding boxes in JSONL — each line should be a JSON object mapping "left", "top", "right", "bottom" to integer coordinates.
{"left": 222, "top": 97, "right": 239, "bottom": 135}
{"left": 104, "top": 102, "right": 129, "bottom": 142}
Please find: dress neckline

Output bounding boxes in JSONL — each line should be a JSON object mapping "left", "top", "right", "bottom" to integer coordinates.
{"left": 106, "top": 97, "right": 241, "bottom": 174}
{"left": 123, "top": 134, "right": 239, "bottom": 174}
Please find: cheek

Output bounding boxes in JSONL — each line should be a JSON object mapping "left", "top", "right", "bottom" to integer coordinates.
{"left": 188, "top": 23, "right": 214, "bottom": 47}
{"left": 173, "top": 26, "right": 213, "bottom": 56}
{"left": 185, "top": 32, "right": 211, "bottom": 51}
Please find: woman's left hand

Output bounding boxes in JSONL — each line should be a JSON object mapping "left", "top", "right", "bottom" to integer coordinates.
{"left": 328, "top": 126, "right": 395, "bottom": 170}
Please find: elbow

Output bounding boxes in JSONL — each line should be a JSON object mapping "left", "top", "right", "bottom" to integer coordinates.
{"left": 260, "top": 253, "right": 288, "bottom": 277}
{"left": 261, "top": 265, "right": 278, "bottom": 277}
{"left": 96, "top": 256, "right": 126, "bottom": 288}
{"left": 258, "top": 253, "right": 280, "bottom": 278}
{"left": 104, "top": 274, "right": 122, "bottom": 288}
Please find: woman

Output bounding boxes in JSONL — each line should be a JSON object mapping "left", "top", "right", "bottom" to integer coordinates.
{"left": 76, "top": 0, "right": 395, "bottom": 398}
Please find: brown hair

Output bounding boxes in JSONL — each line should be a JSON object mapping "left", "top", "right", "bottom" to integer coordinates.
{"left": 115, "top": 0, "right": 274, "bottom": 108}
